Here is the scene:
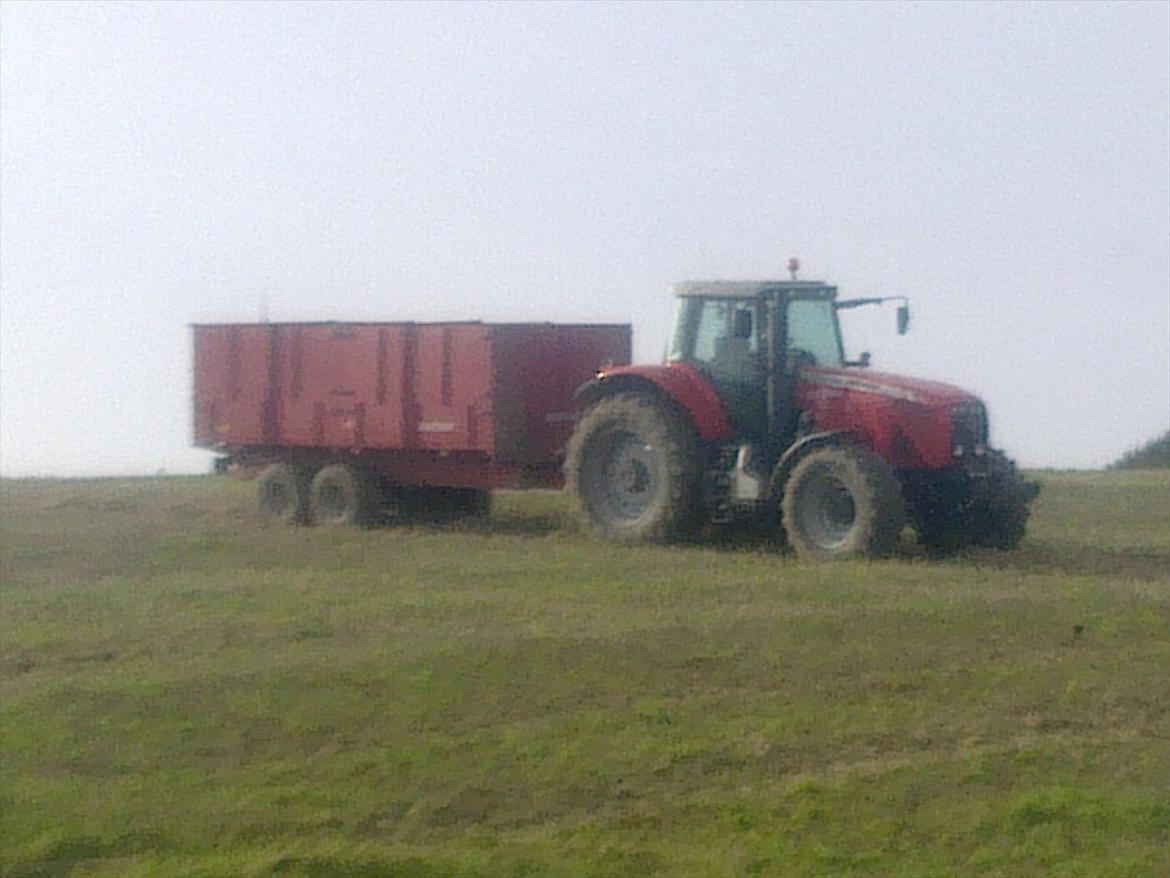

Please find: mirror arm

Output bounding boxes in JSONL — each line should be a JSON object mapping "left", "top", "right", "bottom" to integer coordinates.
{"left": 835, "top": 295, "right": 909, "bottom": 311}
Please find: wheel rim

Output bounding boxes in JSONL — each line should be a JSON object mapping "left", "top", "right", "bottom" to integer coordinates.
{"left": 316, "top": 480, "right": 350, "bottom": 522}
{"left": 797, "top": 468, "right": 857, "bottom": 548}
{"left": 262, "top": 478, "right": 293, "bottom": 517}
{"left": 588, "top": 430, "right": 661, "bottom": 525}
{"left": 269, "top": 483, "right": 289, "bottom": 513}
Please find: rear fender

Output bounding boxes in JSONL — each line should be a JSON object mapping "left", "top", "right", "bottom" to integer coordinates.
{"left": 768, "top": 430, "right": 859, "bottom": 501}
{"left": 574, "top": 364, "right": 729, "bottom": 440}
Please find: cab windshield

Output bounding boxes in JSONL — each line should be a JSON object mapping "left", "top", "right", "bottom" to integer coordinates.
{"left": 787, "top": 298, "right": 843, "bottom": 368}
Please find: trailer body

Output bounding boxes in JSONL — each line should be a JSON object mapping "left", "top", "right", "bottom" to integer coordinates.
{"left": 193, "top": 322, "right": 631, "bottom": 489}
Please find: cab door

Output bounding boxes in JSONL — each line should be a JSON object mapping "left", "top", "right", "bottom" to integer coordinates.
{"left": 690, "top": 298, "right": 769, "bottom": 440}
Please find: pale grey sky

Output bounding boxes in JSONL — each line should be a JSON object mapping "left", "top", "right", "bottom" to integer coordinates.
{"left": 1, "top": 0, "right": 1167, "bottom": 475}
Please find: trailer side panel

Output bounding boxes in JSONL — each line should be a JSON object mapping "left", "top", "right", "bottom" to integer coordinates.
{"left": 193, "top": 321, "right": 630, "bottom": 472}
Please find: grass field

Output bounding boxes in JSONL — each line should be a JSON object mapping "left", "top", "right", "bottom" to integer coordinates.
{"left": 1, "top": 470, "right": 1167, "bottom": 877}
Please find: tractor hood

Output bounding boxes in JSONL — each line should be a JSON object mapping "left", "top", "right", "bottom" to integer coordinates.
{"left": 796, "top": 367, "right": 986, "bottom": 470}
{"left": 797, "top": 367, "right": 980, "bottom": 408}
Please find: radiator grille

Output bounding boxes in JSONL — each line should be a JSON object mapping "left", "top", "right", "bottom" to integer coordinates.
{"left": 951, "top": 401, "right": 988, "bottom": 451}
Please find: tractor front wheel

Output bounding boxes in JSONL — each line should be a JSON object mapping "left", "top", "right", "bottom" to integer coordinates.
{"left": 781, "top": 445, "right": 906, "bottom": 561}
{"left": 565, "top": 393, "right": 700, "bottom": 542}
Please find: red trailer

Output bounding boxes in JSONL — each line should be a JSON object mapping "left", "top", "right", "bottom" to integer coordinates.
{"left": 193, "top": 321, "right": 631, "bottom": 523}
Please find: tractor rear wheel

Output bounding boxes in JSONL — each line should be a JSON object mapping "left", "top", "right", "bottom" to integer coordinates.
{"left": 565, "top": 393, "right": 700, "bottom": 542}
{"left": 257, "top": 462, "right": 310, "bottom": 524}
{"left": 308, "top": 463, "right": 377, "bottom": 526}
{"left": 781, "top": 445, "right": 905, "bottom": 561}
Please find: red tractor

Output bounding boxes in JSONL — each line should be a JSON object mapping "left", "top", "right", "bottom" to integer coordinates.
{"left": 565, "top": 267, "right": 1038, "bottom": 559}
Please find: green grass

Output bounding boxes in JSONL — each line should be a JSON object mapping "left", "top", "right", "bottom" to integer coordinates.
{"left": 1, "top": 471, "right": 1168, "bottom": 877}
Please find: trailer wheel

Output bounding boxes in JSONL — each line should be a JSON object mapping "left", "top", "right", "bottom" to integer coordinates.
{"left": 308, "top": 463, "right": 377, "bottom": 526}
{"left": 257, "top": 462, "right": 310, "bottom": 524}
{"left": 565, "top": 393, "right": 700, "bottom": 542}
{"left": 781, "top": 445, "right": 905, "bottom": 561}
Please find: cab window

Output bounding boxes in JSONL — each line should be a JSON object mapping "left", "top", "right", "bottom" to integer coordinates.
{"left": 786, "top": 299, "right": 843, "bottom": 368}
{"left": 692, "top": 299, "right": 763, "bottom": 381}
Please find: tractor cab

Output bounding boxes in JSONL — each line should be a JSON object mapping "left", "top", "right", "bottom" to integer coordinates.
{"left": 668, "top": 279, "right": 844, "bottom": 379}
{"left": 666, "top": 279, "right": 906, "bottom": 447}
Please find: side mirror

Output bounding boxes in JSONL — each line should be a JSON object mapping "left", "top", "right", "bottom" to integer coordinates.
{"left": 897, "top": 304, "right": 910, "bottom": 335}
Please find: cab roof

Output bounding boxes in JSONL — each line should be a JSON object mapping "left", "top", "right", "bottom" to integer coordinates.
{"left": 671, "top": 280, "right": 838, "bottom": 299}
